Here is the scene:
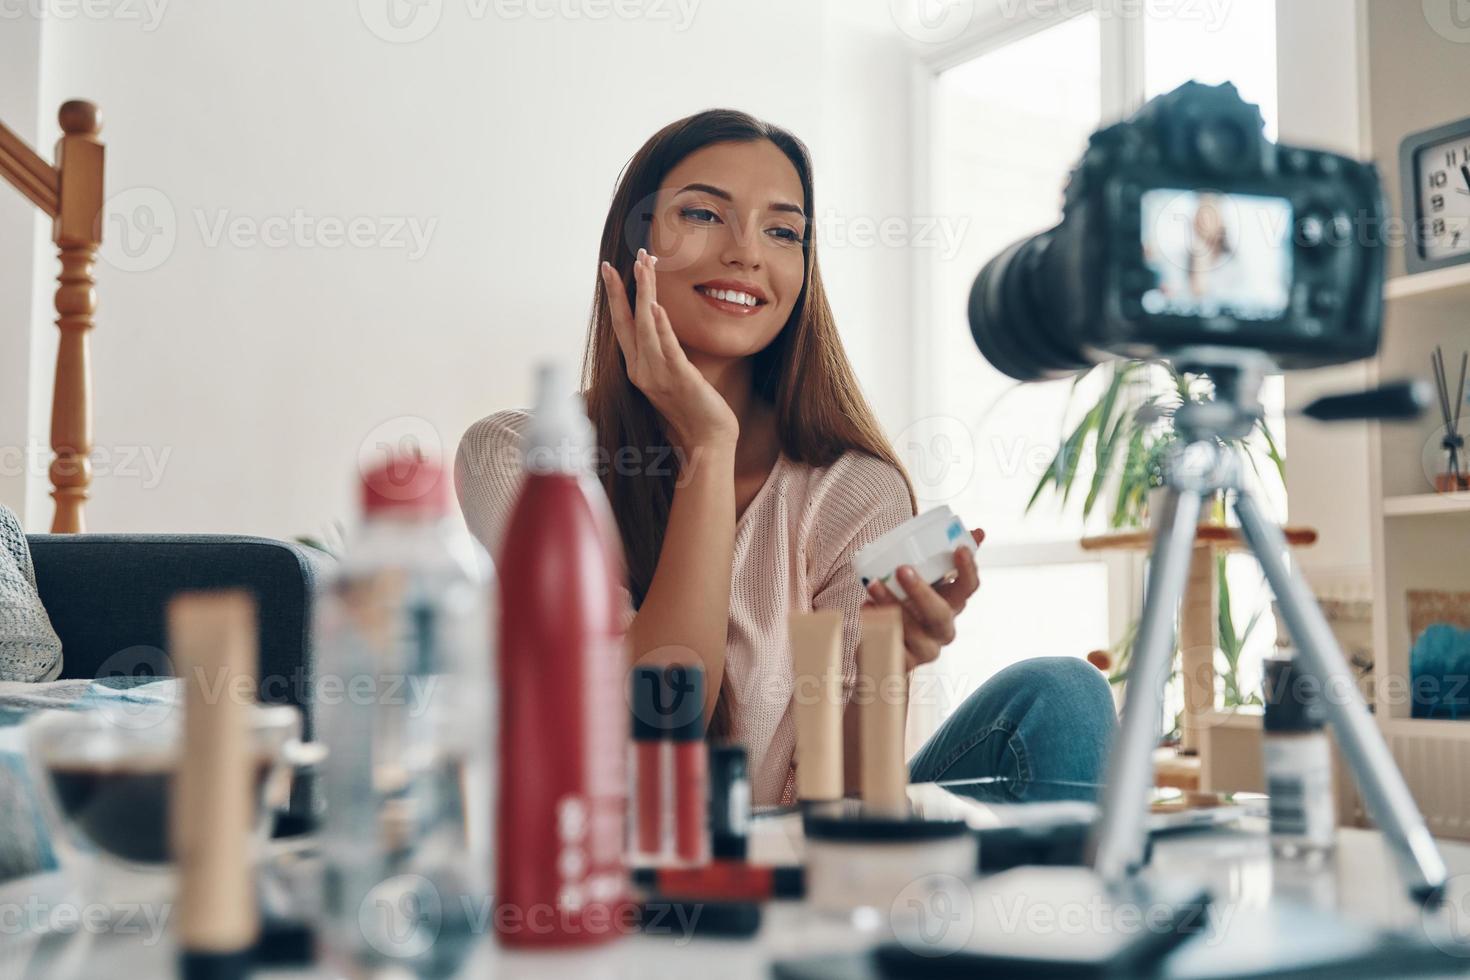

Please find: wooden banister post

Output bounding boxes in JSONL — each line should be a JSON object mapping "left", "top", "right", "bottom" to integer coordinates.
{"left": 49, "top": 101, "right": 103, "bottom": 533}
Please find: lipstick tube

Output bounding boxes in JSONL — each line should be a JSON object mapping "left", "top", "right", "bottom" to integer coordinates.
{"left": 169, "top": 590, "right": 260, "bottom": 980}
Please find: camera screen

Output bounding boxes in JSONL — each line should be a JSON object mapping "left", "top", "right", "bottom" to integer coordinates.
{"left": 1139, "top": 190, "right": 1293, "bottom": 322}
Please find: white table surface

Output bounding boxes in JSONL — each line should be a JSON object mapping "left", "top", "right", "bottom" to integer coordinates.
{"left": 9, "top": 818, "right": 1470, "bottom": 979}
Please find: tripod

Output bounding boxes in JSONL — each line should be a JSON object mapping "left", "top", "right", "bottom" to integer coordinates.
{"left": 1087, "top": 351, "right": 1448, "bottom": 902}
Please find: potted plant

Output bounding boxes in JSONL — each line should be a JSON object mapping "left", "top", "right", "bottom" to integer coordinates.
{"left": 1028, "top": 360, "right": 1284, "bottom": 722}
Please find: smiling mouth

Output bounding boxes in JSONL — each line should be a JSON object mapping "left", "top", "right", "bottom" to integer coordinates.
{"left": 694, "top": 285, "right": 768, "bottom": 314}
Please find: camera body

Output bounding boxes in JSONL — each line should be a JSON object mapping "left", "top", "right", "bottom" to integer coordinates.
{"left": 970, "top": 82, "right": 1386, "bottom": 382}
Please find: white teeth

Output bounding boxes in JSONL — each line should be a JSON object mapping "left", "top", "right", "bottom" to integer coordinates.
{"left": 701, "top": 286, "right": 759, "bottom": 307}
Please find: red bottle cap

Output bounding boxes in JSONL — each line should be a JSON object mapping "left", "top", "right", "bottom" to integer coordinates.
{"left": 361, "top": 452, "right": 450, "bottom": 517}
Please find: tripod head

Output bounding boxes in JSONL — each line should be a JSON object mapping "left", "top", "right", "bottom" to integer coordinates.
{"left": 1152, "top": 348, "right": 1431, "bottom": 447}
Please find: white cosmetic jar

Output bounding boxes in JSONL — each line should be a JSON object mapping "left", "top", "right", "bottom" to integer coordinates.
{"left": 803, "top": 813, "right": 977, "bottom": 916}
{"left": 853, "top": 506, "right": 976, "bottom": 600}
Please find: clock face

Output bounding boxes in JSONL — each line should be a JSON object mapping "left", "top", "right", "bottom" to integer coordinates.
{"left": 1417, "top": 133, "right": 1470, "bottom": 261}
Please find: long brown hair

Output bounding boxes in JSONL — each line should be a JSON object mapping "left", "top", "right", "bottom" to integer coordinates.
{"left": 582, "top": 109, "right": 916, "bottom": 736}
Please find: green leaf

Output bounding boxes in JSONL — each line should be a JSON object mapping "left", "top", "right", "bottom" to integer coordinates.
{"left": 1026, "top": 447, "right": 1063, "bottom": 512}
{"left": 1058, "top": 403, "right": 1102, "bottom": 506}
{"left": 1255, "top": 417, "right": 1287, "bottom": 484}
{"left": 1216, "top": 552, "right": 1237, "bottom": 656}
{"left": 1112, "top": 423, "right": 1152, "bottom": 527}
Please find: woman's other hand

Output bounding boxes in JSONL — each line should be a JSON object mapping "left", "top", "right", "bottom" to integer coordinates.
{"left": 865, "top": 528, "right": 984, "bottom": 672}
{"left": 601, "top": 249, "right": 739, "bottom": 453}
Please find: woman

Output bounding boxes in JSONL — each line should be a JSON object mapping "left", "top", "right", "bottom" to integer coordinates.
{"left": 456, "top": 109, "right": 1115, "bottom": 806}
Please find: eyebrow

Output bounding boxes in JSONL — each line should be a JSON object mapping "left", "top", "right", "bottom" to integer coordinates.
{"left": 675, "top": 182, "right": 806, "bottom": 219}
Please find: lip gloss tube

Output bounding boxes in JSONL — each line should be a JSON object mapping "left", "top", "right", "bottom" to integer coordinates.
{"left": 790, "top": 610, "right": 845, "bottom": 803}
{"left": 858, "top": 607, "right": 908, "bottom": 812}
{"left": 667, "top": 664, "right": 708, "bottom": 865}
{"left": 630, "top": 665, "right": 668, "bottom": 862}
{"left": 170, "top": 591, "right": 259, "bottom": 980}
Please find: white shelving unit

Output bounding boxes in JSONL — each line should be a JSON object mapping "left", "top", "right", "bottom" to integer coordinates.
{"left": 1356, "top": 4, "right": 1470, "bottom": 839}
{"left": 1385, "top": 265, "right": 1470, "bottom": 311}
{"left": 1382, "top": 492, "right": 1470, "bottom": 518}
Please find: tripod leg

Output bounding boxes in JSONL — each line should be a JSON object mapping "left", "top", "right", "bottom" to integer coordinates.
{"left": 1233, "top": 489, "right": 1448, "bottom": 902}
{"left": 1089, "top": 486, "right": 1205, "bottom": 883}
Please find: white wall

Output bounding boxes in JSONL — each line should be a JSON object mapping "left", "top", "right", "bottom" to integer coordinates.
{"left": 0, "top": 19, "right": 43, "bottom": 519}
{"left": 3, "top": 0, "right": 919, "bottom": 537}
{"left": 1275, "top": 0, "right": 1375, "bottom": 597}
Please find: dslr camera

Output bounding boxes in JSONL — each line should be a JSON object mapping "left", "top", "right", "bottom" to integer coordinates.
{"left": 969, "top": 81, "right": 1385, "bottom": 382}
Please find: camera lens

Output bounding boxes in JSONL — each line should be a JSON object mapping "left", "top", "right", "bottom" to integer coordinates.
{"left": 968, "top": 232, "right": 1094, "bottom": 382}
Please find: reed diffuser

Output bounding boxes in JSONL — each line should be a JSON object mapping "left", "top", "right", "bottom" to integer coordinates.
{"left": 1431, "top": 345, "right": 1468, "bottom": 493}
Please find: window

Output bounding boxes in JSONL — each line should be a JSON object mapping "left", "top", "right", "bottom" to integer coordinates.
{"left": 910, "top": 1, "right": 1282, "bottom": 744}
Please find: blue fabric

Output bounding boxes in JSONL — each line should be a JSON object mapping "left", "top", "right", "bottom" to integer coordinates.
{"left": 908, "top": 656, "right": 1118, "bottom": 796}
{"left": 1410, "top": 622, "right": 1470, "bottom": 720}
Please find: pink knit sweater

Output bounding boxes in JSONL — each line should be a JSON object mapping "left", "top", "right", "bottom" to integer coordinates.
{"left": 454, "top": 409, "right": 912, "bottom": 805}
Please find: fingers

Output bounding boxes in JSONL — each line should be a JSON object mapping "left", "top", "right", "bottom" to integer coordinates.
{"left": 630, "top": 249, "right": 668, "bottom": 375}
{"left": 868, "top": 576, "right": 950, "bottom": 671}
{"left": 600, "top": 261, "right": 637, "bottom": 362}
{"left": 904, "top": 632, "right": 942, "bottom": 672}
{"left": 970, "top": 527, "right": 986, "bottom": 547}
{"left": 934, "top": 546, "right": 979, "bottom": 613}
{"left": 894, "top": 567, "right": 957, "bottom": 645}
{"left": 650, "top": 300, "right": 685, "bottom": 363}
{"left": 633, "top": 248, "right": 660, "bottom": 333}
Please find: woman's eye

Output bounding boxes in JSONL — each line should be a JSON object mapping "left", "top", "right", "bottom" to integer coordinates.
{"left": 680, "top": 207, "right": 720, "bottom": 224}
{"left": 767, "top": 226, "right": 803, "bottom": 243}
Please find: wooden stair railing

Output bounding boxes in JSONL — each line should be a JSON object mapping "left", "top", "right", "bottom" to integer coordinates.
{"left": 0, "top": 101, "right": 103, "bottom": 533}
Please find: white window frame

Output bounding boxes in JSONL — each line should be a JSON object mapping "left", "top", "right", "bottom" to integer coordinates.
{"left": 907, "top": 0, "right": 1151, "bottom": 651}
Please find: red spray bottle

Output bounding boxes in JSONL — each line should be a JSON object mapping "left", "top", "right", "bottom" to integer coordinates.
{"left": 495, "top": 362, "right": 630, "bottom": 947}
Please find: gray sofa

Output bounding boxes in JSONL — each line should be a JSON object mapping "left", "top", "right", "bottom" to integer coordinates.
{"left": 27, "top": 533, "right": 332, "bottom": 824}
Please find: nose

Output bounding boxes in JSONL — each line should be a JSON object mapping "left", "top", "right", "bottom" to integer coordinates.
{"left": 718, "top": 213, "right": 762, "bottom": 270}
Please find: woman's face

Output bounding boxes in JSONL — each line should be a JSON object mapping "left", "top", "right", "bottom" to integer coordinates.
{"left": 645, "top": 139, "right": 807, "bottom": 363}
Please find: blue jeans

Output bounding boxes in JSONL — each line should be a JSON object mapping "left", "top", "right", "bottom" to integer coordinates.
{"left": 908, "top": 656, "right": 1117, "bottom": 797}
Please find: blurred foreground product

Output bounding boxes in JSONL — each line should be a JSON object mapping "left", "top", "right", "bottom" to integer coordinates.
{"left": 316, "top": 451, "right": 492, "bottom": 976}
{"left": 628, "top": 664, "right": 709, "bottom": 867}
{"left": 790, "top": 610, "right": 844, "bottom": 804}
{"left": 170, "top": 590, "right": 259, "bottom": 980}
{"left": 857, "top": 609, "right": 906, "bottom": 811}
{"left": 708, "top": 743, "right": 751, "bottom": 860}
{"left": 496, "top": 362, "right": 631, "bottom": 947}
{"left": 1263, "top": 655, "right": 1335, "bottom": 860}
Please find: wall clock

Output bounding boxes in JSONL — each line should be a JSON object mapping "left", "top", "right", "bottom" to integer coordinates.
{"left": 1400, "top": 116, "right": 1470, "bottom": 275}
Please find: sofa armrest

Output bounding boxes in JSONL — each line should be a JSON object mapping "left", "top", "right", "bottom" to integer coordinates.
{"left": 26, "top": 534, "right": 332, "bottom": 740}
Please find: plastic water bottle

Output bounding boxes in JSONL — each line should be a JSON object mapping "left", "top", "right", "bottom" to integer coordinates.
{"left": 317, "top": 452, "right": 493, "bottom": 977}
{"left": 495, "top": 362, "right": 631, "bottom": 947}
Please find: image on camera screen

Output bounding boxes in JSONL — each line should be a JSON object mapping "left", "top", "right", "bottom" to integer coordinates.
{"left": 1139, "top": 189, "right": 1293, "bottom": 322}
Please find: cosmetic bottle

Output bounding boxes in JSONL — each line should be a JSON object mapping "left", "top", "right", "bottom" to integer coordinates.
{"left": 629, "top": 663, "right": 708, "bottom": 866}
{"left": 496, "top": 362, "right": 630, "bottom": 946}
{"left": 790, "top": 610, "right": 845, "bottom": 804}
{"left": 171, "top": 592, "right": 259, "bottom": 980}
{"left": 1263, "top": 655, "right": 1335, "bottom": 861}
{"left": 709, "top": 743, "right": 751, "bottom": 861}
{"left": 857, "top": 608, "right": 907, "bottom": 813}
{"left": 316, "top": 451, "right": 491, "bottom": 976}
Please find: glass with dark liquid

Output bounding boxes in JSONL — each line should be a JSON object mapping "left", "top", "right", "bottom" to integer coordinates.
{"left": 25, "top": 700, "right": 310, "bottom": 913}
